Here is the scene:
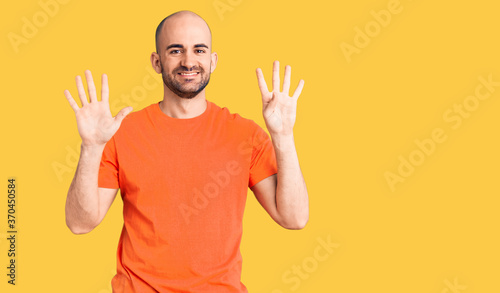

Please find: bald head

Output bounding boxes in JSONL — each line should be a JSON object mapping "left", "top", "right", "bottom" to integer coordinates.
{"left": 155, "top": 11, "right": 212, "bottom": 54}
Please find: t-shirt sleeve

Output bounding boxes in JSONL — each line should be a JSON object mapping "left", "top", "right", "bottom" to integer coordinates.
{"left": 248, "top": 123, "right": 278, "bottom": 188}
{"left": 98, "top": 136, "right": 120, "bottom": 189}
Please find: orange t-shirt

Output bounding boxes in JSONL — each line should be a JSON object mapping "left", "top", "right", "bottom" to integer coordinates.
{"left": 98, "top": 99, "right": 277, "bottom": 292}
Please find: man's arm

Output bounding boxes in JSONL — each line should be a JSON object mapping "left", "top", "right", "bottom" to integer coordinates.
{"left": 252, "top": 61, "right": 309, "bottom": 230}
{"left": 65, "top": 144, "right": 118, "bottom": 234}
{"left": 63, "top": 70, "right": 132, "bottom": 234}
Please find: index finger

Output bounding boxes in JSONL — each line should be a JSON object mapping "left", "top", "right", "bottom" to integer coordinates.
{"left": 256, "top": 68, "right": 269, "bottom": 95}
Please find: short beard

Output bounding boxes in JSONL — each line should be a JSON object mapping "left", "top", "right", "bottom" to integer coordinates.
{"left": 160, "top": 61, "right": 211, "bottom": 99}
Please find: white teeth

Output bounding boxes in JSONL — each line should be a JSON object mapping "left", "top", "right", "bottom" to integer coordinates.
{"left": 180, "top": 72, "right": 198, "bottom": 76}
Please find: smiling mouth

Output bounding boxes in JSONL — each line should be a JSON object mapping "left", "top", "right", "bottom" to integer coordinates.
{"left": 178, "top": 72, "right": 199, "bottom": 76}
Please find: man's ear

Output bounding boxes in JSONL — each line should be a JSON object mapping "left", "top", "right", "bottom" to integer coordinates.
{"left": 210, "top": 52, "right": 218, "bottom": 73}
{"left": 151, "top": 52, "right": 162, "bottom": 74}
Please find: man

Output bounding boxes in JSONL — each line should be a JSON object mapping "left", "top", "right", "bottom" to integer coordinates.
{"left": 64, "top": 10, "right": 308, "bottom": 292}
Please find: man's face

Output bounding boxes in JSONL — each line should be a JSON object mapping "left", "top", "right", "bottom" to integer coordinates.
{"left": 157, "top": 14, "right": 216, "bottom": 99}
{"left": 159, "top": 53, "right": 211, "bottom": 99}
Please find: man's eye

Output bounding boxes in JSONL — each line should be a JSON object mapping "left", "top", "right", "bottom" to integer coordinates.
{"left": 170, "top": 50, "right": 181, "bottom": 54}
{"left": 196, "top": 50, "right": 205, "bottom": 53}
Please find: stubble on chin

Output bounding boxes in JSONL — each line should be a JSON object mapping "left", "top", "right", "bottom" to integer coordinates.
{"left": 161, "top": 66, "right": 211, "bottom": 99}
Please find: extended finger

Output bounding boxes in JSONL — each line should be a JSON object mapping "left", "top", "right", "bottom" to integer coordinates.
{"left": 292, "top": 79, "right": 305, "bottom": 100}
{"left": 75, "top": 75, "right": 88, "bottom": 106}
{"left": 64, "top": 90, "right": 79, "bottom": 113}
{"left": 283, "top": 65, "right": 291, "bottom": 95}
{"left": 101, "top": 74, "right": 109, "bottom": 102}
{"left": 256, "top": 68, "right": 269, "bottom": 96}
{"left": 85, "top": 70, "right": 97, "bottom": 103}
{"left": 272, "top": 60, "right": 280, "bottom": 92}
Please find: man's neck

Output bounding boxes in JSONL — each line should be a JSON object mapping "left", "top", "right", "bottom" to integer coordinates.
{"left": 159, "top": 91, "right": 207, "bottom": 119}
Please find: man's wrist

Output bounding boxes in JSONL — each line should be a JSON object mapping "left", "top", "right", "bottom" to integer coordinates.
{"left": 81, "top": 142, "right": 106, "bottom": 154}
{"left": 270, "top": 133, "right": 295, "bottom": 152}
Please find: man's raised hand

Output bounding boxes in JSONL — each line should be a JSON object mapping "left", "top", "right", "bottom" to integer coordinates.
{"left": 64, "top": 70, "right": 132, "bottom": 147}
{"left": 256, "top": 61, "right": 304, "bottom": 136}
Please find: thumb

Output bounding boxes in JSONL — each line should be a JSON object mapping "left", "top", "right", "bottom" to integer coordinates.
{"left": 114, "top": 106, "right": 133, "bottom": 125}
{"left": 268, "top": 91, "right": 279, "bottom": 109}
{"left": 264, "top": 92, "right": 279, "bottom": 118}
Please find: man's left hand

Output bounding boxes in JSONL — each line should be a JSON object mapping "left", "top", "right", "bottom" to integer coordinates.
{"left": 256, "top": 61, "right": 305, "bottom": 136}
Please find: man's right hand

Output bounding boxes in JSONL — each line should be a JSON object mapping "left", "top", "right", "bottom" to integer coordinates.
{"left": 64, "top": 70, "right": 132, "bottom": 147}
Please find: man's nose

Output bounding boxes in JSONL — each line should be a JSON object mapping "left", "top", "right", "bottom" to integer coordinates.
{"left": 180, "top": 51, "right": 196, "bottom": 70}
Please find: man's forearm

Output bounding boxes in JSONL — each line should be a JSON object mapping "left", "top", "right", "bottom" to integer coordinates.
{"left": 65, "top": 144, "right": 105, "bottom": 234}
{"left": 271, "top": 133, "right": 309, "bottom": 229}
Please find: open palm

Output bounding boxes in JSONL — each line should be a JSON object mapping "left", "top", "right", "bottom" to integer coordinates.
{"left": 64, "top": 70, "right": 132, "bottom": 147}
{"left": 256, "top": 61, "right": 304, "bottom": 136}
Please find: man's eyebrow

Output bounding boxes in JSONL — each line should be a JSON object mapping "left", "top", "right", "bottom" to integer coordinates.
{"left": 165, "top": 44, "right": 209, "bottom": 51}
{"left": 166, "top": 44, "right": 183, "bottom": 50}
{"left": 194, "top": 44, "right": 209, "bottom": 49}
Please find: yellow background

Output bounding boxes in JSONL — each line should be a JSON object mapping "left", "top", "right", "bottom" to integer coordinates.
{"left": 1, "top": 0, "right": 499, "bottom": 292}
